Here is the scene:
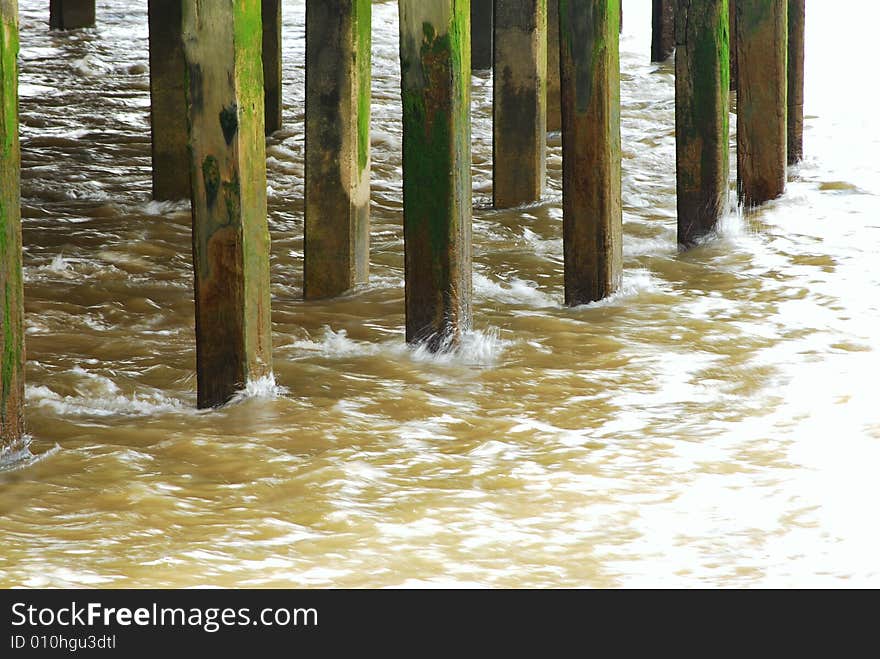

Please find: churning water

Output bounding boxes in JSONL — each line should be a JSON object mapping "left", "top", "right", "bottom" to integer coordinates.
{"left": 2, "top": 0, "right": 880, "bottom": 587}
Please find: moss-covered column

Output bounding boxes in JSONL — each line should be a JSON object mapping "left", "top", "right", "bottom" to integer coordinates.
{"left": 1, "top": 0, "right": 24, "bottom": 454}
{"left": 49, "top": 0, "right": 94, "bottom": 30}
{"left": 787, "top": 0, "right": 803, "bottom": 164}
{"left": 651, "top": 0, "right": 674, "bottom": 62}
{"left": 148, "top": 0, "right": 189, "bottom": 201}
{"left": 304, "top": 0, "right": 371, "bottom": 299}
{"left": 674, "top": 0, "right": 729, "bottom": 246}
{"left": 546, "top": 0, "right": 561, "bottom": 131}
{"left": 398, "top": 1, "right": 472, "bottom": 350}
{"left": 471, "top": 0, "right": 492, "bottom": 70}
{"left": 493, "top": 0, "right": 546, "bottom": 208}
{"left": 262, "top": 0, "right": 282, "bottom": 135}
{"left": 736, "top": 0, "right": 786, "bottom": 207}
{"left": 183, "top": 0, "right": 273, "bottom": 408}
{"left": 560, "top": 0, "right": 622, "bottom": 306}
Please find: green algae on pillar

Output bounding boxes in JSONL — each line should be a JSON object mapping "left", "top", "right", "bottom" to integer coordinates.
{"left": 674, "top": 0, "right": 730, "bottom": 246}
{"left": 0, "top": 0, "right": 25, "bottom": 454}
{"left": 559, "top": 0, "right": 622, "bottom": 306}
{"left": 651, "top": 0, "right": 674, "bottom": 62}
{"left": 262, "top": 0, "right": 282, "bottom": 135}
{"left": 787, "top": 0, "right": 804, "bottom": 164}
{"left": 546, "top": 0, "right": 561, "bottom": 131}
{"left": 493, "top": 0, "right": 547, "bottom": 208}
{"left": 304, "top": 0, "right": 371, "bottom": 299}
{"left": 470, "top": 0, "right": 492, "bottom": 70}
{"left": 736, "top": 0, "right": 787, "bottom": 207}
{"left": 398, "top": 1, "right": 472, "bottom": 349}
{"left": 182, "top": 0, "right": 273, "bottom": 408}
{"left": 49, "top": 0, "right": 94, "bottom": 30}
{"left": 148, "top": 0, "right": 189, "bottom": 201}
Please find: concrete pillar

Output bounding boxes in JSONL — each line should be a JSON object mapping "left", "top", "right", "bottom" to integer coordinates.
{"left": 148, "top": 0, "right": 189, "bottom": 201}
{"left": 546, "top": 0, "right": 561, "bottom": 131}
{"left": 787, "top": 0, "right": 804, "bottom": 164}
{"left": 729, "top": 0, "right": 737, "bottom": 90}
{"left": 471, "top": 0, "right": 492, "bottom": 70}
{"left": 651, "top": 0, "right": 674, "bottom": 62}
{"left": 674, "top": 0, "right": 730, "bottom": 246}
{"left": 49, "top": 0, "right": 94, "bottom": 30}
{"left": 560, "top": 0, "right": 622, "bottom": 306}
{"left": 736, "top": 0, "right": 787, "bottom": 207}
{"left": 182, "top": 0, "right": 273, "bottom": 408}
{"left": 1, "top": 0, "right": 25, "bottom": 454}
{"left": 262, "top": 0, "right": 282, "bottom": 135}
{"left": 304, "top": 0, "right": 371, "bottom": 299}
{"left": 398, "top": 1, "right": 472, "bottom": 350}
{"left": 493, "top": 0, "right": 546, "bottom": 208}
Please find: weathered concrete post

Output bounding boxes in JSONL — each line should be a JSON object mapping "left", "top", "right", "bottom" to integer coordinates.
{"left": 49, "top": 0, "right": 94, "bottom": 30}
{"left": 1, "top": 0, "right": 25, "bottom": 454}
{"left": 493, "top": 0, "right": 546, "bottom": 208}
{"left": 787, "top": 0, "right": 804, "bottom": 164}
{"left": 560, "top": 0, "right": 622, "bottom": 306}
{"left": 304, "top": 0, "right": 371, "bottom": 299}
{"left": 262, "top": 0, "right": 282, "bottom": 135}
{"left": 398, "top": 1, "right": 472, "bottom": 349}
{"left": 728, "top": 0, "right": 737, "bottom": 90}
{"left": 674, "top": 0, "right": 729, "bottom": 246}
{"left": 148, "top": 0, "right": 189, "bottom": 201}
{"left": 471, "top": 0, "right": 492, "bottom": 70}
{"left": 651, "top": 0, "right": 674, "bottom": 62}
{"left": 182, "top": 0, "right": 273, "bottom": 408}
{"left": 736, "top": 0, "right": 787, "bottom": 207}
{"left": 546, "top": 0, "right": 561, "bottom": 131}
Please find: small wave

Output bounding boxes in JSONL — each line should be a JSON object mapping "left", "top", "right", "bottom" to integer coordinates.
{"left": 568, "top": 269, "right": 664, "bottom": 310}
{"left": 409, "top": 328, "right": 511, "bottom": 367}
{"left": 26, "top": 383, "right": 185, "bottom": 417}
{"left": 139, "top": 199, "right": 190, "bottom": 215}
{"left": 226, "top": 374, "right": 289, "bottom": 405}
{"left": 0, "top": 438, "right": 61, "bottom": 473}
{"left": 286, "top": 327, "right": 380, "bottom": 359}
{"left": 47, "top": 253, "right": 71, "bottom": 272}
{"left": 71, "top": 55, "right": 111, "bottom": 77}
{"left": 473, "top": 271, "right": 555, "bottom": 308}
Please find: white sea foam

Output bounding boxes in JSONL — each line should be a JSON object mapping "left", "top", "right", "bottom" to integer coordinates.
{"left": 140, "top": 199, "right": 190, "bottom": 215}
{"left": 473, "top": 271, "right": 555, "bottom": 308}
{"left": 26, "top": 382, "right": 185, "bottom": 417}
{"left": 226, "top": 374, "right": 289, "bottom": 406}
{"left": 569, "top": 269, "right": 664, "bottom": 310}
{"left": 408, "top": 328, "right": 511, "bottom": 367}
{"left": 47, "top": 253, "right": 70, "bottom": 272}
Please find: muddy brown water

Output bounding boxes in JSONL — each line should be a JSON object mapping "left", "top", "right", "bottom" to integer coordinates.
{"left": 2, "top": 0, "right": 879, "bottom": 587}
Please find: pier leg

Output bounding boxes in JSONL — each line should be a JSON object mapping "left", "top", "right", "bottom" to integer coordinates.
{"left": 398, "top": 0, "right": 472, "bottom": 349}
{"left": 1, "top": 0, "right": 24, "bottom": 453}
{"left": 546, "top": 0, "right": 561, "bottom": 131}
{"left": 471, "top": 0, "right": 492, "bottom": 70}
{"left": 736, "top": 0, "right": 787, "bottom": 207}
{"left": 148, "top": 0, "right": 189, "bottom": 201}
{"left": 651, "top": 0, "right": 674, "bottom": 62}
{"left": 49, "top": 0, "right": 94, "bottom": 30}
{"left": 674, "top": 0, "right": 730, "bottom": 246}
{"left": 729, "top": 0, "right": 737, "bottom": 90}
{"left": 262, "top": 0, "right": 282, "bottom": 135}
{"left": 182, "top": 0, "right": 273, "bottom": 408}
{"left": 304, "top": 0, "right": 371, "bottom": 299}
{"left": 787, "top": 0, "right": 804, "bottom": 164}
{"left": 560, "top": 0, "right": 622, "bottom": 306}
{"left": 493, "top": 0, "right": 546, "bottom": 208}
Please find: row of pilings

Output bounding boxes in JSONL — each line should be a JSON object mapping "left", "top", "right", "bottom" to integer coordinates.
{"left": 0, "top": 0, "right": 805, "bottom": 454}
